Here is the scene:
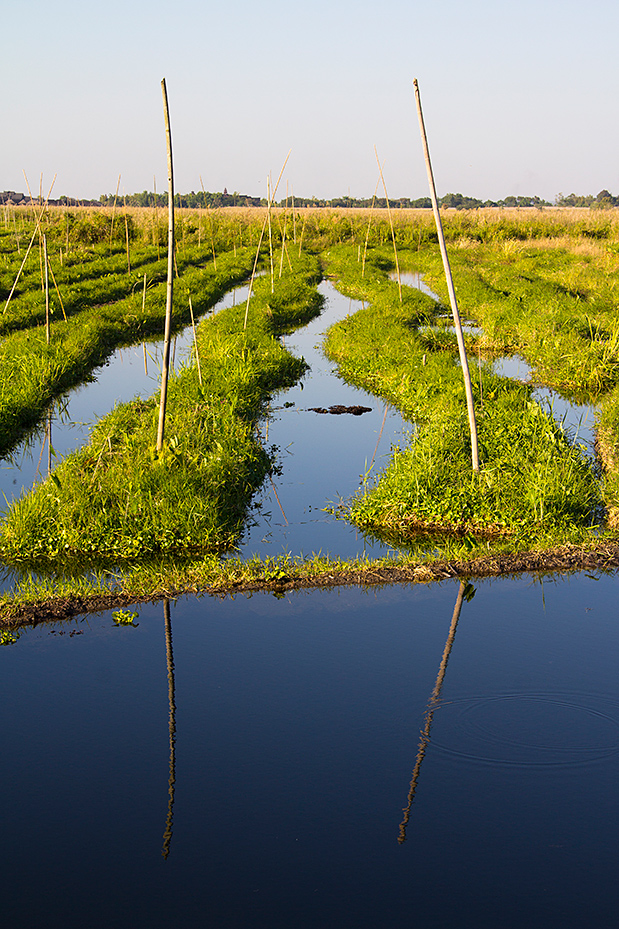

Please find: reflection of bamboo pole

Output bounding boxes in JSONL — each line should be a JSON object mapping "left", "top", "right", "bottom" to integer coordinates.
{"left": 413, "top": 79, "right": 479, "bottom": 472}
{"left": 161, "top": 598, "right": 176, "bottom": 860}
{"left": 189, "top": 297, "right": 202, "bottom": 386}
{"left": 47, "top": 409, "right": 52, "bottom": 475}
{"left": 398, "top": 580, "right": 468, "bottom": 844}
{"left": 142, "top": 273, "right": 148, "bottom": 375}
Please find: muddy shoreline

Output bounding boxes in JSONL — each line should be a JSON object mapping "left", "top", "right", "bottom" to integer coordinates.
{"left": 2, "top": 539, "right": 618, "bottom": 629}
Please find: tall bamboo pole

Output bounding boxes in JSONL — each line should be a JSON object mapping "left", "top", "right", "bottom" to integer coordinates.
{"left": 413, "top": 79, "right": 479, "bottom": 472}
{"left": 156, "top": 78, "right": 175, "bottom": 453}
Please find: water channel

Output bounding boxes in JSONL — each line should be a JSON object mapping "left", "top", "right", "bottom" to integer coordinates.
{"left": 1, "top": 275, "right": 617, "bottom": 928}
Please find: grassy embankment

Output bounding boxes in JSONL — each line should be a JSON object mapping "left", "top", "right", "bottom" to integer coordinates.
{"left": 321, "top": 242, "right": 604, "bottom": 557}
{"left": 0, "top": 211, "right": 265, "bottom": 455}
{"left": 0, "top": 252, "right": 322, "bottom": 565}
{"left": 393, "top": 227, "right": 619, "bottom": 524}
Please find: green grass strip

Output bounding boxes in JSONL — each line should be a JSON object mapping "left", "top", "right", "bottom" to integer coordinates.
{"left": 0, "top": 253, "right": 322, "bottom": 562}
{"left": 322, "top": 245, "right": 602, "bottom": 556}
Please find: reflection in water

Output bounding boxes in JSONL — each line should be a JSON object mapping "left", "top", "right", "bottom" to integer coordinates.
{"left": 398, "top": 580, "right": 473, "bottom": 843}
{"left": 161, "top": 599, "right": 176, "bottom": 859}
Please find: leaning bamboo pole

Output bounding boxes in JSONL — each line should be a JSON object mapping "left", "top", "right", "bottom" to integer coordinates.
{"left": 156, "top": 78, "right": 175, "bottom": 453}
{"left": 362, "top": 174, "right": 381, "bottom": 278}
{"left": 374, "top": 147, "right": 402, "bottom": 302}
{"left": 413, "top": 79, "right": 479, "bottom": 472}
{"left": 4, "top": 175, "right": 57, "bottom": 314}
{"left": 243, "top": 150, "right": 291, "bottom": 329}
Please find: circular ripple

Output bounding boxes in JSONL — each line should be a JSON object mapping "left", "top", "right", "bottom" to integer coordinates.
{"left": 429, "top": 693, "right": 619, "bottom": 769}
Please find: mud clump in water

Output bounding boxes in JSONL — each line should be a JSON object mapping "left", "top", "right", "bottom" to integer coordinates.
{"left": 309, "top": 404, "right": 372, "bottom": 416}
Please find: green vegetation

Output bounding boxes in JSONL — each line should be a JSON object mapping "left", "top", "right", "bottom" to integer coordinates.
{"left": 0, "top": 252, "right": 322, "bottom": 562}
{"left": 0, "top": 228, "right": 263, "bottom": 455}
{"left": 2, "top": 205, "right": 619, "bottom": 620}
{"left": 323, "top": 245, "right": 602, "bottom": 556}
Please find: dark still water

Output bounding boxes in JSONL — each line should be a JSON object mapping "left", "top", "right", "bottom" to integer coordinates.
{"left": 2, "top": 571, "right": 619, "bottom": 928}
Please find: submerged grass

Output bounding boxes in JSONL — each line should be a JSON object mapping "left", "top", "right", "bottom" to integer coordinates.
{"left": 0, "top": 253, "right": 322, "bottom": 562}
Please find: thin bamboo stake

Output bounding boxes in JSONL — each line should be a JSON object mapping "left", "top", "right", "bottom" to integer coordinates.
{"left": 243, "top": 212, "right": 269, "bottom": 331}
{"left": 292, "top": 185, "right": 297, "bottom": 243}
{"left": 199, "top": 176, "right": 217, "bottom": 269}
{"left": 362, "top": 174, "right": 381, "bottom": 278}
{"left": 298, "top": 213, "right": 307, "bottom": 257}
{"left": 43, "top": 234, "right": 50, "bottom": 344}
{"left": 267, "top": 176, "right": 274, "bottom": 293}
{"left": 123, "top": 189, "right": 131, "bottom": 275}
{"left": 4, "top": 175, "right": 56, "bottom": 314}
{"left": 154, "top": 175, "right": 160, "bottom": 259}
{"left": 279, "top": 181, "right": 288, "bottom": 278}
{"left": 22, "top": 173, "right": 45, "bottom": 294}
{"left": 413, "top": 78, "right": 479, "bottom": 472}
{"left": 109, "top": 174, "right": 121, "bottom": 252}
{"left": 374, "top": 146, "right": 402, "bottom": 302}
{"left": 243, "top": 150, "right": 291, "bottom": 329}
{"left": 46, "top": 258, "right": 67, "bottom": 321}
{"left": 189, "top": 297, "right": 202, "bottom": 386}
{"left": 156, "top": 77, "right": 175, "bottom": 453}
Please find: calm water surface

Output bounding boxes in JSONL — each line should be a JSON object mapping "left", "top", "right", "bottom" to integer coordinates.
{"left": 2, "top": 276, "right": 617, "bottom": 927}
{"left": 2, "top": 572, "right": 619, "bottom": 928}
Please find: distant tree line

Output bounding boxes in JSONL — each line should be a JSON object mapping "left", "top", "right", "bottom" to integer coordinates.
{"left": 4, "top": 187, "right": 618, "bottom": 211}
{"left": 277, "top": 193, "right": 552, "bottom": 209}
{"left": 98, "top": 189, "right": 261, "bottom": 208}
{"left": 555, "top": 190, "right": 619, "bottom": 208}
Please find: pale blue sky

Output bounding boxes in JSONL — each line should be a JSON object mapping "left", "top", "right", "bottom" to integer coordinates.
{"left": 3, "top": 0, "right": 618, "bottom": 201}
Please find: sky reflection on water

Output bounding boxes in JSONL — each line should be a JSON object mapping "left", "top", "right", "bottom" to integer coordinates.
{"left": 2, "top": 571, "right": 619, "bottom": 928}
